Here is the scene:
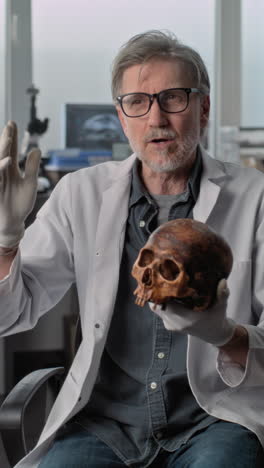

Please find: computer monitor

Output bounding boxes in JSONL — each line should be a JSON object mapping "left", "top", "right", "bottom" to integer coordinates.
{"left": 63, "top": 103, "right": 128, "bottom": 151}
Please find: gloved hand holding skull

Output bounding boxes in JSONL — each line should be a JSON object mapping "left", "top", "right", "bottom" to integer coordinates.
{"left": 131, "top": 219, "right": 236, "bottom": 347}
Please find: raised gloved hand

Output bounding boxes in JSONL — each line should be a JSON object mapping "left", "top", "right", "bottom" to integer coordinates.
{"left": 0, "top": 121, "right": 41, "bottom": 248}
{"left": 149, "top": 279, "right": 236, "bottom": 347}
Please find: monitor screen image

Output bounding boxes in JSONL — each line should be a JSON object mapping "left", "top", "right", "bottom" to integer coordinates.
{"left": 63, "top": 103, "right": 127, "bottom": 150}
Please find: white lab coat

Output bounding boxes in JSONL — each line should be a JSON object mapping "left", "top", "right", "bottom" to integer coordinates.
{"left": 1, "top": 147, "right": 264, "bottom": 467}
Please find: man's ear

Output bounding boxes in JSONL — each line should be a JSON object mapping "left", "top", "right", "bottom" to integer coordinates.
{"left": 116, "top": 106, "right": 129, "bottom": 138}
{"left": 200, "top": 95, "right": 210, "bottom": 130}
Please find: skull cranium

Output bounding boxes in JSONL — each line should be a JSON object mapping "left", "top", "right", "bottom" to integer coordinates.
{"left": 131, "top": 219, "right": 233, "bottom": 311}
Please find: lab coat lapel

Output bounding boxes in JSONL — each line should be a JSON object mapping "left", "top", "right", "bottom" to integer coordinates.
{"left": 94, "top": 155, "right": 136, "bottom": 255}
{"left": 193, "top": 148, "right": 226, "bottom": 223}
{"left": 95, "top": 174, "right": 131, "bottom": 257}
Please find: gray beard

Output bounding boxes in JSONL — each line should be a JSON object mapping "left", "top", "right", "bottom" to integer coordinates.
{"left": 135, "top": 132, "right": 199, "bottom": 173}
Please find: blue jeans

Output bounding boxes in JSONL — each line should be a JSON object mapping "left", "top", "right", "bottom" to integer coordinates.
{"left": 39, "top": 420, "right": 264, "bottom": 468}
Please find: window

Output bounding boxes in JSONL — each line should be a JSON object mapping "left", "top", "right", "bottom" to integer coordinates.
{"left": 0, "top": 0, "right": 5, "bottom": 129}
{"left": 241, "top": 0, "right": 264, "bottom": 127}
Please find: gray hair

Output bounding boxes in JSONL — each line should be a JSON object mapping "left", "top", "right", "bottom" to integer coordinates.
{"left": 111, "top": 30, "right": 210, "bottom": 99}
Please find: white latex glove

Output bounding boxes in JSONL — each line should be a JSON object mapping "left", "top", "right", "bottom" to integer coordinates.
{"left": 149, "top": 279, "right": 236, "bottom": 347}
{"left": 0, "top": 121, "right": 41, "bottom": 248}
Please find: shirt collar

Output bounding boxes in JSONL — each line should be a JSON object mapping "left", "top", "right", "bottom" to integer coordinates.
{"left": 129, "top": 160, "right": 151, "bottom": 208}
{"left": 129, "top": 147, "right": 202, "bottom": 208}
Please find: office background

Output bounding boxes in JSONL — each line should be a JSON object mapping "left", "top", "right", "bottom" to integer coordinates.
{"left": 0, "top": 0, "right": 263, "bottom": 395}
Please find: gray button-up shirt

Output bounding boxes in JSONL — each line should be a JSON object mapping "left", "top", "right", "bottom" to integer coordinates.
{"left": 75, "top": 150, "right": 218, "bottom": 467}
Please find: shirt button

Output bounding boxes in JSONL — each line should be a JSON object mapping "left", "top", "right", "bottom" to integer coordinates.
{"left": 155, "top": 431, "right": 163, "bottom": 440}
{"left": 158, "top": 352, "right": 165, "bottom": 359}
{"left": 150, "top": 382, "right": 157, "bottom": 390}
{"left": 139, "top": 220, "right": 145, "bottom": 228}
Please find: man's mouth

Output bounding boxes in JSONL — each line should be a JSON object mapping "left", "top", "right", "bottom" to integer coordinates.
{"left": 151, "top": 138, "right": 167, "bottom": 143}
{"left": 149, "top": 137, "right": 174, "bottom": 144}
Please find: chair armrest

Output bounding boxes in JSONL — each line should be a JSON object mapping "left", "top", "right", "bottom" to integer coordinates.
{"left": 0, "top": 367, "right": 64, "bottom": 429}
{"left": 0, "top": 367, "right": 64, "bottom": 464}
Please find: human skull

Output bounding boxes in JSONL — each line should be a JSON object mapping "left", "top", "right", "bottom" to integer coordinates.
{"left": 131, "top": 219, "right": 233, "bottom": 311}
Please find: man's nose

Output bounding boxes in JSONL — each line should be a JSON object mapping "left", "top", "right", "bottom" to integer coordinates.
{"left": 147, "top": 98, "right": 168, "bottom": 126}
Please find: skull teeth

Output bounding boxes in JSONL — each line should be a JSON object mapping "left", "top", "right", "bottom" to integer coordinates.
{"left": 135, "top": 295, "right": 147, "bottom": 307}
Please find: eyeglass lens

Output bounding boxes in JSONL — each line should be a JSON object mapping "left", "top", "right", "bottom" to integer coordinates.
{"left": 121, "top": 89, "right": 189, "bottom": 117}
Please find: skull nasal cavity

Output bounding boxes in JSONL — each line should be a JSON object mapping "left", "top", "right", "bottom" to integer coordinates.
{"left": 159, "top": 259, "right": 179, "bottom": 281}
{"left": 138, "top": 249, "right": 154, "bottom": 267}
{"left": 142, "top": 268, "right": 152, "bottom": 286}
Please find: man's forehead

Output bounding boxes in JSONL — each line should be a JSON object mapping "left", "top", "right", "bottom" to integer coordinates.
{"left": 121, "top": 58, "right": 193, "bottom": 91}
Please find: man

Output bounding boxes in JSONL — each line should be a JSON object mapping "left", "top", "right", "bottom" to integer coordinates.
{"left": 1, "top": 30, "right": 264, "bottom": 467}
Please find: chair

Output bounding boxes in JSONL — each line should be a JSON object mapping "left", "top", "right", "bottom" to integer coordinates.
{"left": 0, "top": 317, "right": 82, "bottom": 467}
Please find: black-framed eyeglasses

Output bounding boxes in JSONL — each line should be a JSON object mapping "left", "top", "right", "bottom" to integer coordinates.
{"left": 116, "top": 88, "right": 203, "bottom": 118}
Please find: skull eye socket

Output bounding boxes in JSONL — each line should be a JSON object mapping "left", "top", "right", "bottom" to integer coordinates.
{"left": 138, "top": 249, "right": 154, "bottom": 267}
{"left": 159, "top": 259, "right": 179, "bottom": 281}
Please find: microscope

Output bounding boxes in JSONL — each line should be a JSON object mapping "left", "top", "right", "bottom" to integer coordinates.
{"left": 20, "top": 84, "right": 51, "bottom": 192}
